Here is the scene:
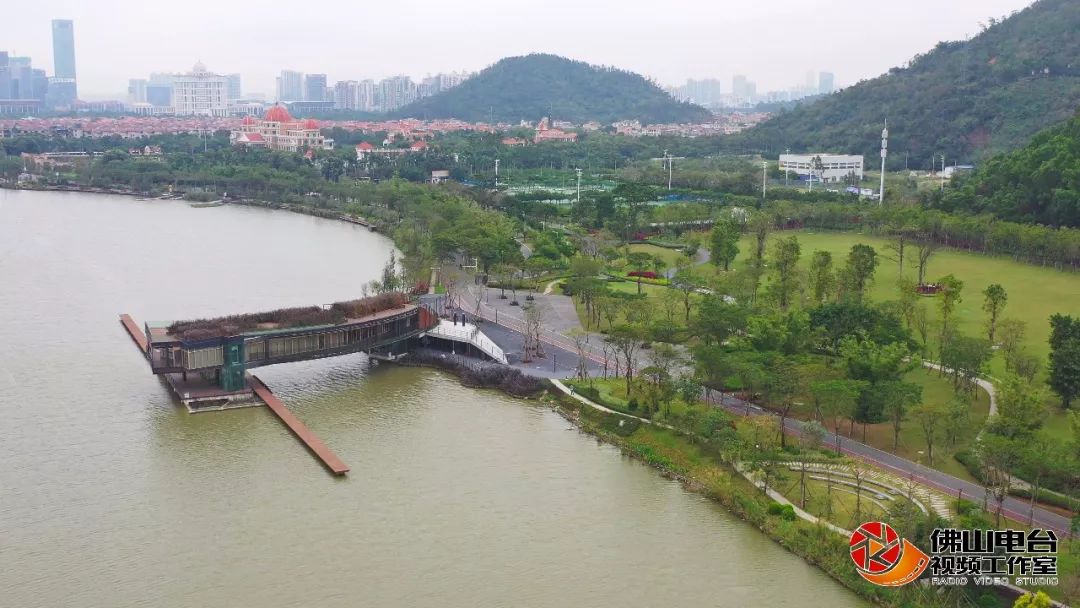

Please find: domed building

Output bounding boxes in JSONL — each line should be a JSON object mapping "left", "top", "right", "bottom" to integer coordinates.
{"left": 230, "top": 105, "right": 333, "bottom": 152}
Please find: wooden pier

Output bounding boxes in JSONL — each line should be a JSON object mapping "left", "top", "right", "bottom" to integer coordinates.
{"left": 119, "top": 314, "right": 149, "bottom": 353}
{"left": 121, "top": 313, "right": 349, "bottom": 476}
{"left": 249, "top": 375, "right": 350, "bottom": 476}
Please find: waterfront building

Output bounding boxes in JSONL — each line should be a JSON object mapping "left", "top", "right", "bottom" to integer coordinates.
{"left": 172, "top": 62, "right": 229, "bottom": 116}
{"left": 779, "top": 153, "right": 864, "bottom": 183}
{"left": 51, "top": 19, "right": 77, "bottom": 102}
{"left": 230, "top": 105, "right": 332, "bottom": 152}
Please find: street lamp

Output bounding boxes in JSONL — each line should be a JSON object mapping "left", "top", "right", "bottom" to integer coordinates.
{"left": 879, "top": 120, "right": 888, "bottom": 204}
{"left": 784, "top": 148, "right": 790, "bottom": 187}
{"left": 761, "top": 159, "right": 768, "bottom": 199}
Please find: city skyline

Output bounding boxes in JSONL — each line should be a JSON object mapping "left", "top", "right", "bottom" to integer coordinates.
{"left": 9, "top": 0, "right": 1035, "bottom": 99}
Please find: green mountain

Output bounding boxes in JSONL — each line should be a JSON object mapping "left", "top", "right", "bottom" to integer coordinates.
{"left": 745, "top": 0, "right": 1080, "bottom": 164}
{"left": 394, "top": 54, "right": 712, "bottom": 125}
{"left": 932, "top": 110, "right": 1080, "bottom": 226}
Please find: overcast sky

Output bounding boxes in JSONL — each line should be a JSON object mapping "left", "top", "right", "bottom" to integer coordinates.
{"left": 10, "top": 0, "right": 1035, "bottom": 99}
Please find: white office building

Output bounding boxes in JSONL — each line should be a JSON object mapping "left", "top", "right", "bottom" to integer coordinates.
{"left": 172, "top": 62, "right": 229, "bottom": 116}
{"left": 779, "top": 153, "right": 864, "bottom": 183}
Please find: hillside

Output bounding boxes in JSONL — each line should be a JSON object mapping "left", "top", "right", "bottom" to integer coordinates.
{"left": 745, "top": 0, "right": 1080, "bottom": 164}
{"left": 931, "top": 110, "right": 1080, "bottom": 227}
{"left": 394, "top": 54, "right": 712, "bottom": 125}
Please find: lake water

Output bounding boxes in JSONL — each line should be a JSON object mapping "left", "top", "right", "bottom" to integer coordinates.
{"left": 0, "top": 190, "right": 865, "bottom": 607}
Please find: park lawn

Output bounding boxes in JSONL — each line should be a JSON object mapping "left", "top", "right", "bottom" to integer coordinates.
{"left": 626, "top": 243, "right": 686, "bottom": 269}
{"left": 778, "top": 366, "right": 988, "bottom": 484}
{"left": 775, "top": 477, "right": 892, "bottom": 529}
{"left": 733, "top": 230, "right": 1080, "bottom": 364}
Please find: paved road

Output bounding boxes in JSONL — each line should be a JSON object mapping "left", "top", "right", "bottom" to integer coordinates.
{"left": 452, "top": 282, "right": 1073, "bottom": 535}
{"left": 705, "top": 389, "right": 1072, "bottom": 534}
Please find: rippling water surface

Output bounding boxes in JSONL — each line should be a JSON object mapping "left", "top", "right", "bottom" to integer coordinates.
{"left": 0, "top": 190, "right": 865, "bottom": 607}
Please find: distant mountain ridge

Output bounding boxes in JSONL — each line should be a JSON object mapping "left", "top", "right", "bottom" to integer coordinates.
{"left": 394, "top": 54, "right": 712, "bottom": 125}
{"left": 744, "top": 0, "right": 1080, "bottom": 164}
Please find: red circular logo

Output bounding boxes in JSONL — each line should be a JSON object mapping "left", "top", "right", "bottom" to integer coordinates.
{"left": 849, "top": 522, "right": 903, "bottom": 575}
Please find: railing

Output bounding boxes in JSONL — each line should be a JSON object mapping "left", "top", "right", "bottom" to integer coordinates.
{"left": 425, "top": 321, "right": 508, "bottom": 365}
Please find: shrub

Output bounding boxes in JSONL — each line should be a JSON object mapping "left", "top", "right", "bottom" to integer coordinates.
{"left": 627, "top": 270, "right": 660, "bottom": 279}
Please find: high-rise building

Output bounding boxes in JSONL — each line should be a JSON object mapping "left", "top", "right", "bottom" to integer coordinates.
{"left": 147, "top": 73, "right": 173, "bottom": 107}
{"left": 333, "top": 80, "right": 357, "bottom": 110}
{"left": 0, "top": 52, "right": 10, "bottom": 99}
{"left": 376, "top": 76, "right": 417, "bottom": 111}
{"left": 31, "top": 69, "right": 48, "bottom": 102}
{"left": 226, "top": 74, "right": 242, "bottom": 101}
{"left": 818, "top": 71, "right": 835, "bottom": 95}
{"left": 357, "top": 80, "right": 375, "bottom": 111}
{"left": 304, "top": 74, "right": 327, "bottom": 102}
{"left": 732, "top": 75, "right": 755, "bottom": 103}
{"left": 51, "top": 19, "right": 77, "bottom": 101}
{"left": 9, "top": 57, "right": 34, "bottom": 100}
{"left": 277, "top": 70, "right": 303, "bottom": 102}
{"left": 172, "top": 62, "right": 228, "bottom": 116}
{"left": 128, "top": 78, "right": 148, "bottom": 104}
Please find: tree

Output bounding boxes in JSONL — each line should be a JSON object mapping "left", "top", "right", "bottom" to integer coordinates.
{"left": 568, "top": 329, "right": 591, "bottom": 382}
{"left": 936, "top": 274, "right": 964, "bottom": 352}
{"left": 914, "top": 238, "right": 938, "bottom": 285}
{"left": 626, "top": 251, "right": 653, "bottom": 295}
{"left": 607, "top": 324, "right": 644, "bottom": 396}
{"left": 1013, "top": 591, "right": 1054, "bottom": 608}
{"left": 841, "top": 244, "right": 879, "bottom": 303}
{"left": 990, "top": 373, "right": 1049, "bottom": 439}
{"left": 976, "top": 434, "right": 1023, "bottom": 528}
{"left": 671, "top": 267, "right": 703, "bottom": 323}
{"left": 910, "top": 401, "right": 945, "bottom": 465}
{"left": 894, "top": 276, "right": 918, "bottom": 330}
{"left": 1049, "top": 314, "right": 1080, "bottom": 409}
{"left": 997, "top": 318, "right": 1027, "bottom": 372}
{"left": 880, "top": 381, "right": 923, "bottom": 451}
{"left": 768, "top": 235, "right": 802, "bottom": 311}
{"left": 708, "top": 217, "right": 740, "bottom": 271}
{"left": 943, "top": 397, "right": 971, "bottom": 448}
{"left": 692, "top": 294, "right": 746, "bottom": 346}
{"left": 763, "top": 358, "right": 801, "bottom": 449}
{"left": 940, "top": 336, "right": 993, "bottom": 395}
{"left": 981, "top": 283, "right": 1008, "bottom": 343}
{"left": 807, "top": 250, "right": 835, "bottom": 305}
{"left": 811, "top": 378, "right": 865, "bottom": 452}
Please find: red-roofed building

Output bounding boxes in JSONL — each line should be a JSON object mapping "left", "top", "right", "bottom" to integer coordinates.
{"left": 230, "top": 104, "right": 332, "bottom": 152}
{"left": 502, "top": 137, "right": 527, "bottom": 147}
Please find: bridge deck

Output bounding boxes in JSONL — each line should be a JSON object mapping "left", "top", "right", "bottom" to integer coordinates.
{"left": 249, "top": 375, "right": 349, "bottom": 476}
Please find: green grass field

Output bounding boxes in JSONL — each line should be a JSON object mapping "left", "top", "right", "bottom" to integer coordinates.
{"left": 732, "top": 230, "right": 1080, "bottom": 362}
{"left": 626, "top": 243, "right": 687, "bottom": 269}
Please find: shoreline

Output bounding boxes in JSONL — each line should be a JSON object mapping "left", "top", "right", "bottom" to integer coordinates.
{"left": 403, "top": 357, "right": 899, "bottom": 607}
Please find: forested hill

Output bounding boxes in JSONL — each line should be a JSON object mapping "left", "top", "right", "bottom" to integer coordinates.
{"left": 929, "top": 110, "right": 1080, "bottom": 227}
{"left": 743, "top": 0, "right": 1080, "bottom": 164}
{"left": 393, "top": 54, "right": 712, "bottom": 124}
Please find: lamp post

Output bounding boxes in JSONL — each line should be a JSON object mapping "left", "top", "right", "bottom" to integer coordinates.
{"left": 939, "top": 154, "right": 946, "bottom": 192}
{"left": 575, "top": 167, "right": 582, "bottom": 206}
{"left": 879, "top": 120, "right": 888, "bottom": 204}
{"left": 761, "top": 160, "right": 768, "bottom": 199}
{"left": 494, "top": 158, "right": 500, "bottom": 189}
{"left": 784, "top": 148, "right": 790, "bottom": 187}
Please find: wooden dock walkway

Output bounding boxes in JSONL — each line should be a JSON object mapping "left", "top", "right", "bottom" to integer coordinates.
{"left": 248, "top": 375, "right": 350, "bottom": 476}
{"left": 119, "top": 313, "right": 149, "bottom": 354}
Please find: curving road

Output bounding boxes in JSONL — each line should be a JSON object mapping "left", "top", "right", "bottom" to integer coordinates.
{"left": 706, "top": 389, "right": 1072, "bottom": 534}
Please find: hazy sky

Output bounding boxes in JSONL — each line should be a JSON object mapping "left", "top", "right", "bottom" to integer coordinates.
{"left": 10, "top": 0, "right": 1035, "bottom": 99}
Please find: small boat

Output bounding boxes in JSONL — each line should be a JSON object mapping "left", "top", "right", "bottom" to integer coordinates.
{"left": 189, "top": 200, "right": 225, "bottom": 208}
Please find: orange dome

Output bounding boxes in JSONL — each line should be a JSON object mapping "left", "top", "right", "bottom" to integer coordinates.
{"left": 303, "top": 119, "right": 319, "bottom": 129}
{"left": 264, "top": 105, "right": 292, "bottom": 123}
